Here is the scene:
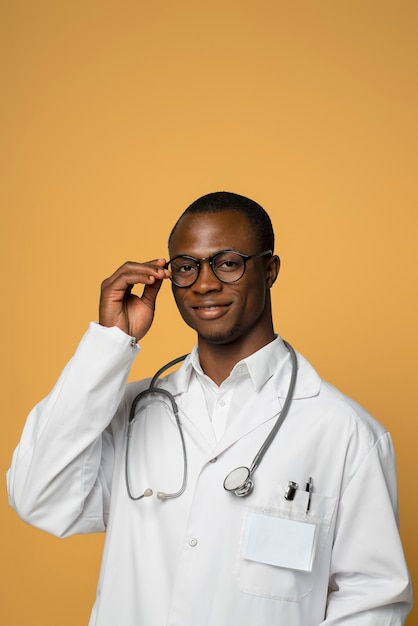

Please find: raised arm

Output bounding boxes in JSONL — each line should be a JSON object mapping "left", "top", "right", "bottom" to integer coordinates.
{"left": 7, "top": 259, "right": 171, "bottom": 536}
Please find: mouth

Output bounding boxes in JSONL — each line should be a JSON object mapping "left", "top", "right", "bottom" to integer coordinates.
{"left": 191, "top": 303, "right": 231, "bottom": 319}
{"left": 195, "top": 305, "right": 222, "bottom": 310}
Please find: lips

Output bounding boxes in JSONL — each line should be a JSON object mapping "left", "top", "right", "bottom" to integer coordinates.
{"left": 191, "top": 302, "right": 231, "bottom": 319}
{"left": 195, "top": 305, "right": 221, "bottom": 310}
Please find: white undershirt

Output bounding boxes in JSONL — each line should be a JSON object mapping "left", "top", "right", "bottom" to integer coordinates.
{"left": 188, "top": 337, "right": 281, "bottom": 441}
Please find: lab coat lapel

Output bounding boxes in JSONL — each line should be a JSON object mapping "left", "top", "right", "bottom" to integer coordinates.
{"left": 177, "top": 382, "right": 218, "bottom": 448}
{"left": 211, "top": 377, "right": 283, "bottom": 459}
{"left": 162, "top": 355, "right": 283, "bottom": 455}
{"left": 160, "top": 344, "right": 322, "bottom": 459}
{"left": 210, "top": 349, "right": 322, "bottom": 459}
{"left": 176, "top": 385, "right": 281, "bottom": 458}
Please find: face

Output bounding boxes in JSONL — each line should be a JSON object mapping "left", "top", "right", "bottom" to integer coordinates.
{"left": 168, "top": 210, "right": 280, "bottom": 353}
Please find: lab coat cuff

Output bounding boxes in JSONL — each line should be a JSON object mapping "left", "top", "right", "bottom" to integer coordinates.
{"left": 89, "top": 322, "right": 140, "bottom": 353}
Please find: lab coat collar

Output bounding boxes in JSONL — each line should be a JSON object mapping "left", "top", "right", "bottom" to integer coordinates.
{"left": 159, "top": 336, "right": 322, "bottom": 456}
{"left": 162, "top": 335, "right": 322, "bottom": 401}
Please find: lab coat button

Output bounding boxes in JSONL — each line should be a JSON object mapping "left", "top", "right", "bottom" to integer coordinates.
{"left": 210, "top": 457, "right": 217, "bottom": 463}
{"left": 189, "top": 538, "right": 198, "bottom": 547}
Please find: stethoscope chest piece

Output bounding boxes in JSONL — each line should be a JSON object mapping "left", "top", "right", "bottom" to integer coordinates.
{"left": 223, "top": 466, "right": 254, "bottom": 497}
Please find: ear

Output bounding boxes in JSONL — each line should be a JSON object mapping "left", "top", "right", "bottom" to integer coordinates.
{"left": 266, "top": 254, "right": 280, "bottom": 289}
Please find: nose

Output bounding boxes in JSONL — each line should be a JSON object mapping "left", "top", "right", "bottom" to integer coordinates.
{"left": 192, "top": 259, "right": 222, "bottom": 293}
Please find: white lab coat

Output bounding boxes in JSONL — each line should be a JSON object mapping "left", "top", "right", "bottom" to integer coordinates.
{"left": 7, "top": 323, "right": 412, "bottom": 625}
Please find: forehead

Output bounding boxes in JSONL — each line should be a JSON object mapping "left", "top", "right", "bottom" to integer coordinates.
{"left": 169, "top": 211, "right": 257, "bottom": 256}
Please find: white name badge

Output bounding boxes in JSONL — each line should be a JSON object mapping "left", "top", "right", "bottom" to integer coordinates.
{"left": 242, "top": 512, "right": 317, "bottom": 572}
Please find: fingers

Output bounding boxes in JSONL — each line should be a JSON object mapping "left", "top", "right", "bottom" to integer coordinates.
{"left": 101, "top": 259, "right": 170, "bottom": 294}
{"left": 99, "top": 260, "right": 171, "bottom": 339}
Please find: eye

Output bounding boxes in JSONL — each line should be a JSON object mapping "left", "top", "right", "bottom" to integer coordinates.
{"left": 214, "top": 253, "right": 243, "bottom": 272}
{"left": 172, "top": 259, "right": 198, "bottom": 274}
{"left": 178, "top": 263, "right": 196, "bottom": 274}
{"left": 219, "top": 259, "right": 238, "bottom": 269}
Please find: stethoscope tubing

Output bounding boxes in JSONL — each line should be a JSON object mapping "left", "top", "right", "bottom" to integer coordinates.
{"left": 126, "top": 355, "right": 188, "bottom": 501}
{"left": 125, "top": 341, "right": 297, "bottom": 501}
{"left": 248, "top": 340, "right": 297, "bottom": 475}
{"left": 222, "top": 341, "right": 297, "bottom": 496}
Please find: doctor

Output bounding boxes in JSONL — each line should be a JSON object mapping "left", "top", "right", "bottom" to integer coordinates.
{"left": 7, "top": 192, "right": 412, "bottom": 625}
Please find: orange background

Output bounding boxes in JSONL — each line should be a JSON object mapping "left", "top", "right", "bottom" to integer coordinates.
{"left": 1, "top": 1, "right": 417, "bottom": 623}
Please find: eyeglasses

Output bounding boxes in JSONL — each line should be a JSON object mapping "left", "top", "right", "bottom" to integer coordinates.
{"left": 166, "top": 249, "right": 273, "bottom": 288}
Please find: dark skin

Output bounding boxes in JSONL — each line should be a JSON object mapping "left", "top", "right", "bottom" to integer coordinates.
{"left": 99, "top": 210, "right": 280, "bottom": 385}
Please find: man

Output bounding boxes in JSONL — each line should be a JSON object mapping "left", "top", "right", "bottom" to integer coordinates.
{"left": 7, "top": 192, "right": 412, "bottom": 625}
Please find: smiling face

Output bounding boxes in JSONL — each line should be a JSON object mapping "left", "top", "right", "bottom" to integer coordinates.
{"left": 168, "top": 210, "right": 280, "bottom": 357}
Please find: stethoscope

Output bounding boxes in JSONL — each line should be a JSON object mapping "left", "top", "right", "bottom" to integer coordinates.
{"left": 125, "top": 341, "right": 297, "bottom": 501}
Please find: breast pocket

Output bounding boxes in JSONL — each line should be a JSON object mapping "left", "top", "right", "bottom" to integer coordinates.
{"left": 234, "top": 487, "right": 337, "bottom": 602}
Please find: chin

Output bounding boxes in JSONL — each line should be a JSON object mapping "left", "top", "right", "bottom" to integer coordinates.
{"left": 197, "top": 323, "right": 242, "bottom": 345}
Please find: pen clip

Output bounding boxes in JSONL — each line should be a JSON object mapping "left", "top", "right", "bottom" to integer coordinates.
{"left": 305, "top": 476, "right": 313, "bottom": 515}
{"left": 284, "top": 481, "right": 298, "bottom": 501}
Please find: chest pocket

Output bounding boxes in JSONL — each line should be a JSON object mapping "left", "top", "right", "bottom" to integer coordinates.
{"left": 234, "top": 485, "right": 337, "bottom": 602}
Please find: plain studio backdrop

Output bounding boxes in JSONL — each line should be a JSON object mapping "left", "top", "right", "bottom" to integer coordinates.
{"left": 1, "top": 1, "right": 417, "bottom": 624}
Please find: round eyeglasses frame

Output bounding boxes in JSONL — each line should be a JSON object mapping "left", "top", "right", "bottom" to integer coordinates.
{"left": 166, "top": 249, "right": 273, "bottom": 288}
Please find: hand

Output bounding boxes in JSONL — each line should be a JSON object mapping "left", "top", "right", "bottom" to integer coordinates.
{"left": 99, "top": 259, "right": 171, "bottom": 341}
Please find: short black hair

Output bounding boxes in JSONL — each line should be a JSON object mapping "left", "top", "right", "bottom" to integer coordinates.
{"left": 169, "top": 191, "right": 275, "bottom": 252}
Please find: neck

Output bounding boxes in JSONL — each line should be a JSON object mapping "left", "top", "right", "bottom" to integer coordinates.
{"left": 197, "top": 326, "right": 276, "bottom": 386}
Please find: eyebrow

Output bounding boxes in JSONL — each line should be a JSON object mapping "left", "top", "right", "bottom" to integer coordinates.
{"left": 169, "top": 248, "right": 239, "bottom": 259}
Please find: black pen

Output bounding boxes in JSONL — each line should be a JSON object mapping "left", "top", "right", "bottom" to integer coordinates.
{"left": 305, "top": 477, "right": 313, "bottom": 514}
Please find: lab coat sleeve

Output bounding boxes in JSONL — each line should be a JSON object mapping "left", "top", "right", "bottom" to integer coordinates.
{"left": 322, "top": 432, "right": 412, "bottom": 624}
{"left": 6, "top": 322, "right": 139, "bottom": 538}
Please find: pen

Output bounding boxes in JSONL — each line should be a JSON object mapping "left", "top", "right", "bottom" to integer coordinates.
{"left": 305, "top": 477, "right": 313, "bottom": 514}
